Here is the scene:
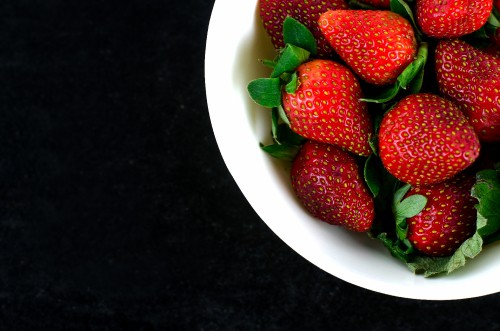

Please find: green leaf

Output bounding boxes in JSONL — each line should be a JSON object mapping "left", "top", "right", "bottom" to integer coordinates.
{"left": 368, "top": 135, "right": 378, "bottom": 156}
{"left": 260, "top": 143, "right": 300, "bottom": 161}
{"left": 271, "top": 44, "right": 310, "bottom": 78}
{"left": 393, "top": 184, "right": 411, "bottom": 206}
{"left": 461, "top": 232, "right": 483, "bottom": 259}
{"left": 271, "top": 107, "right": 280, "bottom": 141}
{"left": 271, "top": 108, "right": 304, "bottom": 146}
{"left": 283, "top": 17, "right": 317, "bottom": 56}
{"left": 407, "top": 233, "right": 483, "bottom": 277}
{"left": 277, "top": 105, "right": 290, "bottom": 126}
{"left": 377, "top": 233, "right": 413, "bottom": 263}
{"left": 364, "top": 154, "right": 382, "bottom": 198}
{"left": 395, "top": 222, "right": 408, "bottom": 242}
{"left": 394, "top": 194, "right": 427, "bottom": 241}
{"left": 393, "top": 194, "right": 426, "bottom": 241}
{"left": 276, "top": 123, "right": 306, "bottom": 146}
{"left": 472, "top": 169, "right": 500, "bottom": 238}
{"left": 390, "top": 0, "right": 414, "bottom": 24}
{"left": 396, "top": 195, "right": 427, "bottom": 219}
{"left": 368, "top": 112, "right": 384, "bottom": 155}
{"left": 407, "top": 256, "right": 450, "bottom": 277}
{"left": 360, "top": 84, "right": 400, "bottom": 104}
{"left": 391, "top": 184, "right": 420, "bottom": 242}
{"left": 247, "top": 78, "right": 282, "bottom": 108}
{"left": 488, "top": 10, "right": 500, "bottom": 28}
{"left": 408, "top": 63, "right": 425, "bottom": 94}
{"left": 285, "top": 71, "right": 298, "bottom": 94}
{"left": 397, "top": 42, "right": 428, "bottom": 89}
{"left": 260, "top": 59, "right": 277, "bottom": 69}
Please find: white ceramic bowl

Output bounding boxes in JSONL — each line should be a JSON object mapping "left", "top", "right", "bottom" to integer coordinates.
{"left": 204, "top": 0, "right": 500, "bottom": 300}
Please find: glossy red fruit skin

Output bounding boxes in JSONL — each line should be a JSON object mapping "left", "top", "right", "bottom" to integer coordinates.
{"left": 356, "top": 0, "right": 390, "bottom": 8}
{"left": 378, "top": 93, "right": 480, "bottom": 187}
{"left": 258, "top": 0, "right": 348, "bottom": 57}
{"left": 282, "top": 59, "right": 373, "bottom": 157}
{"left": 318, "top": 10, "right": 417, "bottom": 86}
{"left": 416, "top": 0, "right": 492, "bottom": 38}
{"left": 405, "top": 174, "right": 477, "bottom": 257}
{"left": 291, "top": 141, "right": 375, "bottom": 232}
{"left": 435, "top": 39, "right": 500, "bottom": 142}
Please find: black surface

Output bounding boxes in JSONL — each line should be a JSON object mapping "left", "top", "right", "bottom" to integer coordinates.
{"left": 0, "top": 0, "right": 499, "bottom": 329}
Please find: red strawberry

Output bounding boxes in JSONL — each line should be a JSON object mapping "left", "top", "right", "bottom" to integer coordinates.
{"left": 355, "top": 0, "right": 390, "bottom": 8}
{"left": 416, "top": 0, "right": 492, "bottom": 38}
{"left": 405, "top": 174, "right": 477, "bottom": 257}
{"left": 435, "top": 39, "right": 500, "bottom": 142}
{"left": 318, "top": 10, "right": 417, "bottom": 86}
{"left": 282, "top": 59, "right": 373, "bottom": 157}
{"left": 291, "top": 141, "right": 375, "bottom": 232}
{"left": 259, "top": 0, "right": 348, "bottom": 57}
{"left": 378, "top": 93, "right": 480, "bottom": 186}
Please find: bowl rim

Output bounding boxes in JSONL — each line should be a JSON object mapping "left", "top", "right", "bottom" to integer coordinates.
{"left": 204, "top": 0, "right": 500, "bottom": 300}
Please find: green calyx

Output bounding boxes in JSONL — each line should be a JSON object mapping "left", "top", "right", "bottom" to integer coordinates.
{"left": 283, "top": 16, "right": 317, "bottom": 56}
{"left": 247, "top": 16, "right": 316, "bottom": 108}
{"left": 392, "top": 184, "right": 427, "bottom": 247}
{"left": 361, "top": 42, "right": 428, "bottom": 104}
{"left": 270, "top": 44, "right": 310, "bottom": 79}
{"left": 247, "top": 16, "right": 317, "bottom": 161}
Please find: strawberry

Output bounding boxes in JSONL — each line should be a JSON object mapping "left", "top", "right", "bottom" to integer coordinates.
{"left": 405, "top": 174, "right": 477, "bottom": 257}
{"left": 435, "top": 39, "right": 500, "bottom": 142}
{"left": 291, "top": 141, "right": 375, "bottom": 232}
{"left": 318, "top": 10, "right": 417, "bottom": 86}
{"left": 378, "top": 93, "right": 480, "bottom": 187}
{"left": 355, "top": 0, "right": 390, "bottom": 8}
{"left": 259, "top": 0, "right": 348, "bottom": 57}
{"left": 416, "top": 0, "right": 492, "bottom": 38}
{"left": 282, "top": 59, "right": 373, "bottom": 157}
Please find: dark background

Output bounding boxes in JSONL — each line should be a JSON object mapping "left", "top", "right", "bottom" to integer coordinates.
{"left": 0, "top": 0, "right": 499, "bottom": 329}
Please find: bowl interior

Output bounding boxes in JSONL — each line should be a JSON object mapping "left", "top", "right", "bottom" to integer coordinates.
{"left": 204, "top": 0, "right": 500, "bottom": 300}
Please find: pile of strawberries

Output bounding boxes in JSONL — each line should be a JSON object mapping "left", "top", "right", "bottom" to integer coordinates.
{"left": 248, "top": 0, "right": 500, "bottom": 275}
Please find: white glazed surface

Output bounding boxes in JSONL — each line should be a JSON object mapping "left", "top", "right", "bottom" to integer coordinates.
{"left": 204, "top": 0, "right": 500, "bottom": 300}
